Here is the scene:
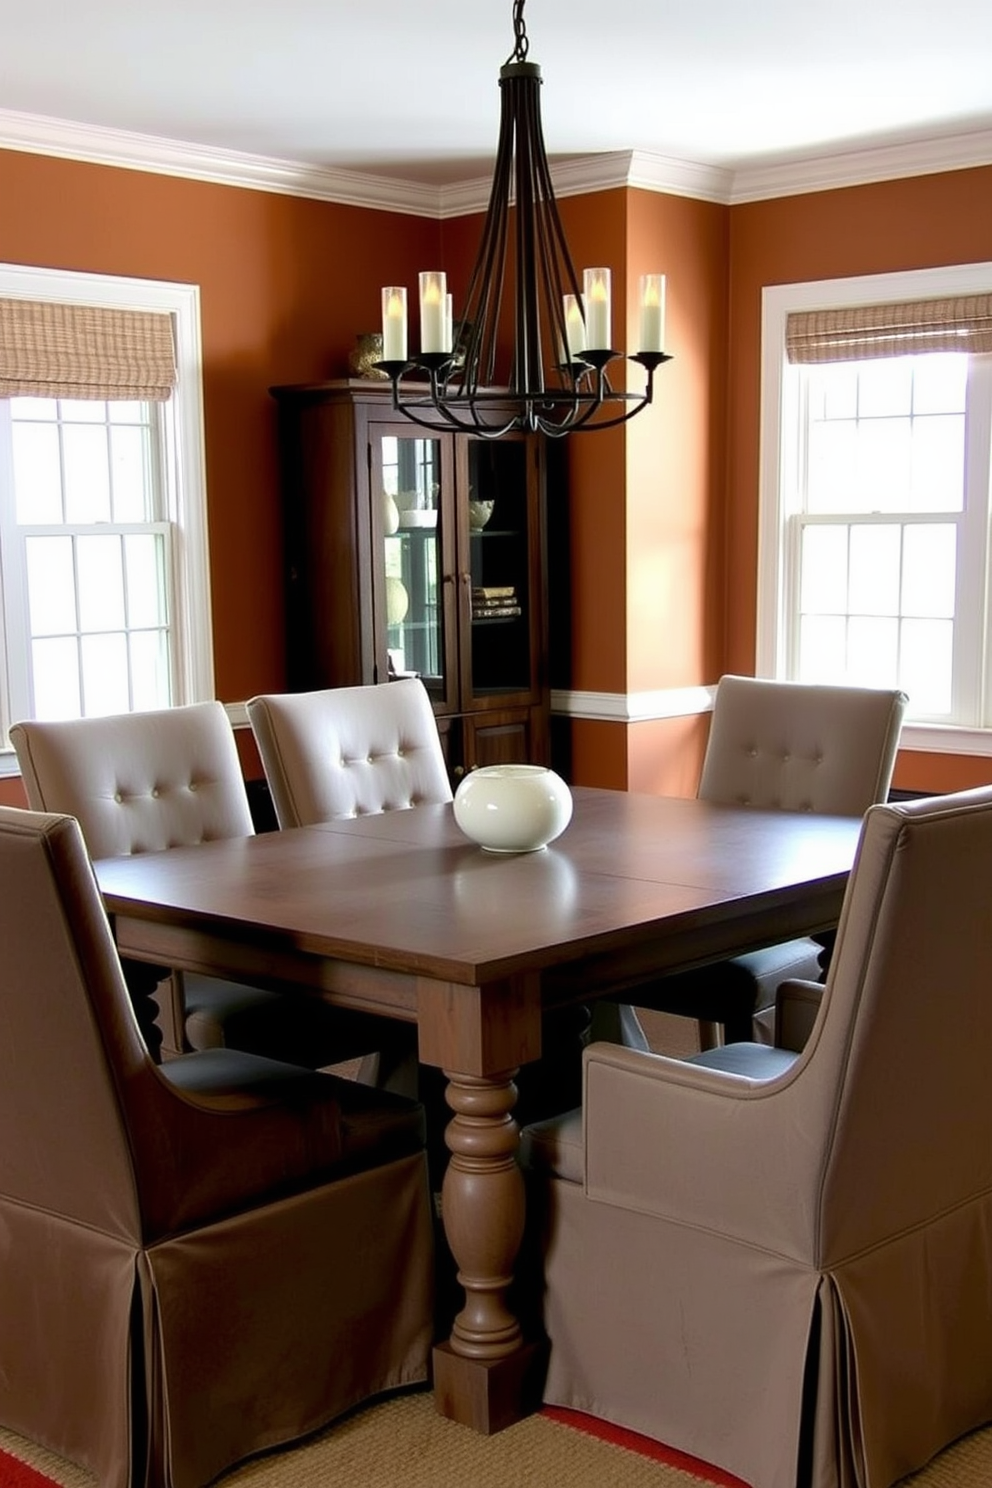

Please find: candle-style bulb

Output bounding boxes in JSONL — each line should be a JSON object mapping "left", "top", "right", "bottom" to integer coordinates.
{"left": 564, "top": 293, "right": 586, "bottom": 361}
{"left": 638, "top": 274, "right": 666, "bottom": 353}
{"left": 419, "top": 271, "right": 447, "bottom": 355}
{"left": 381, "top": 286, "right": 408, "bottom": 363}
{"left": 583, "top": 267, "right": 611, "bottom": 351}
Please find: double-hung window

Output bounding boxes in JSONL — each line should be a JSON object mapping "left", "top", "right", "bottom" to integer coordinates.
{"left": 0, "top": 266, "right": 214, "bottom": 774}
{"left": 759, "top": 263, "right": 992, "bottom": 751}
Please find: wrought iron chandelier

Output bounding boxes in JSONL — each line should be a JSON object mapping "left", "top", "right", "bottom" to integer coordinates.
{"left": 376, "top": 0, "right": 671, "bottom": 439}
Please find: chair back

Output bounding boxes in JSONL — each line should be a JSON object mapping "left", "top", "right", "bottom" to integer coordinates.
{"left": 801, "top": 787, "right": 992, "bottom": 1261}
{"left": 698, "top": 675, "right": 907, "bottom": 815}
{"left": 247, "top": 679, "right": 452, "bottom": 827}
{"left": 10, "top": 702, "right": 254, "bottom": 857}
{"left": 0, "top": 807, "right": 146, "bottom": 1238}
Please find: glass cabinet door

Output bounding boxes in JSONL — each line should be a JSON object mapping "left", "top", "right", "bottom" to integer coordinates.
{"left": 464, "top": 436, "right": 535, "bottom": 702}
{"left": 374, "top": 429, "right": 453, "bottom": 706}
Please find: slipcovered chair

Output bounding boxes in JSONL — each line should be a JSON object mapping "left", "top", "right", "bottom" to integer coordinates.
{"left": 10, "top": 703, "right": 385, "bottom": 1068}
{"left": 246, "top": 677, "right": 453, "bottom": 828}
{"left": 521, "top": 787, "right": 992, "bottom": 1488}
{"left": 617, "top": 675, "right": 907, "bottom": 1048}
{"left": 0, "top": 805, "right": 434, "bottom": 1488}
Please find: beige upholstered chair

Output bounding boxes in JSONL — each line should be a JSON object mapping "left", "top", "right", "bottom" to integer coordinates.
{"left": 0, "top": 805, "right": 433, "bottom": 1488}
{"left": 619, "top": 674, "right": 907, "bottom": 1048}
{"left": 10, "top": 703, "right": 379, "bottom": 1067}
{"left": 522, "top": 786, "right": 992, "bottom": 1488}
{"left": 246, "top": 677, "right": 453, "bottom": 828}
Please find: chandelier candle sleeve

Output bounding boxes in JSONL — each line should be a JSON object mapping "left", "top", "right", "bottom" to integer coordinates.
{"left": 583, "top": 268, "right": 611, "bottom": 350}
{"left": 638, "top": 274, "right": 666, "bottom": 353}
{"left": 382, "top": 287, "right": 408, "bottom": 363}
{"left": 564, "top": 294, "right": 586, "bottom": 359}
{"left": 419, "top": 272, "right": 449, "bottom": 354}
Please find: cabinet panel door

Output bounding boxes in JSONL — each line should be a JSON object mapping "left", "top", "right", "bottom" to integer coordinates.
{"left": 371, "top": 425, "right": 458, "bottom": 713}
{"left": 461, "top": 435, "right": 544, "bottom": 708}
{"left": 461, "top": 706, "right": 549, "bottom": 772}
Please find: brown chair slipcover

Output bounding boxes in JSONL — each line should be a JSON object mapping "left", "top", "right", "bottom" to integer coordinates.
{"left": 0, "top": 805, "right": 434, "bottom": 1488}
{"left": 523, "top": 787, "right": 992, "bottom": 1488}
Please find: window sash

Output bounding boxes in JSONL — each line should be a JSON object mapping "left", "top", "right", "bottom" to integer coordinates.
{"left": 0, "top": 263, "right": 212, "bottom": 768}
{"left": 759, "top": 265, "right": 992, "bottom": 739}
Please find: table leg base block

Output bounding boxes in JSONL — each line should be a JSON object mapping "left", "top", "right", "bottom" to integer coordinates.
{"left": 432, "top": 1339, "right": 546, "bottom": 1435}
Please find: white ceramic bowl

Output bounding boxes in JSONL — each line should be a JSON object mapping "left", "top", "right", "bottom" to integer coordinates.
{"left": 453, "top": 764, "right": 573, "bottom": 853}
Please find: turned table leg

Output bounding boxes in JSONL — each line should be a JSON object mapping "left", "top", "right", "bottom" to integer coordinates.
{"left": 441, "top": 1070, "right": 524, "bottom": 1360}
{"left": 432, "top": 1067, "right": 543, "bottom": 1432}
{"left": 417, "top": 974, "right": 545, "bottom": 1433}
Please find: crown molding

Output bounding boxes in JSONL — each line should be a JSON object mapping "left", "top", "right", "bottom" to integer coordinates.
{"left": 2, "top": 106, "right": 992, "bottom": 216}
{"left": 730, "top": 127, "right": 992, "bottom": 204}
{"left": 0, "top": 108, "right": 443, "bottom": 217}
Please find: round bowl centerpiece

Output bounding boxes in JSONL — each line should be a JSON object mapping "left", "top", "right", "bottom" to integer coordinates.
{"left": 453, "top": 764, "right": 573, "bottom": 853}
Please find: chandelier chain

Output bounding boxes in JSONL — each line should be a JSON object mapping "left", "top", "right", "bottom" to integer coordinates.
{"left": 507, "top": 0, "right": 529, "bottom": 65}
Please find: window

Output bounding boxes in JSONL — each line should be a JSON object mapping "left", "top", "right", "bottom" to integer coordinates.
{"left": 759, "top": 263, "right": 992, "bottom": 752}
{"left": 0, "top": 266, "right": 213, "bottom": 773}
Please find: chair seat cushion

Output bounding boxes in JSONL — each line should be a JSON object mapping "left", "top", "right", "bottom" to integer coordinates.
{"left": 686, "top": 1043, "right": 799, "bottom": 1079}
{"left": 519, "top": 1107, "right": 584, "bottom": 1184}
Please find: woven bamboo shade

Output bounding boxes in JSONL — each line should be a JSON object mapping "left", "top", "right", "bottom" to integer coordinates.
{"left": 786, "top": 295, "right": 992, "bottom": 363}
{"left": 0, "top": 298, "right": 177, "bottom": 400}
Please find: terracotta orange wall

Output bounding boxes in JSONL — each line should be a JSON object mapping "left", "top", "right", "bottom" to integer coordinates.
{"left": 0, "top": 146, "right": 441, "bottom": 803}
{"left": 727, "top": 163, "right": 992, "bottom": 794}
{"left": 0, "top": 147, "right": 441, "bottom": 699}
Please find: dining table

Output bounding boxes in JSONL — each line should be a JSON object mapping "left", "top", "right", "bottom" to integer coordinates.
{"left": 94, "top": 785, "right": 863, "bottom": 1434}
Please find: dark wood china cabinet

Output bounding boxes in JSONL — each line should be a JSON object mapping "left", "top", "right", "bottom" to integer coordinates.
{"left": 268, "top": 379, "right": 550, "bottom": 777}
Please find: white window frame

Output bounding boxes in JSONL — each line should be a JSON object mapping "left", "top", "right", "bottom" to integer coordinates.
{"left": 758, "top": 260, "right": 992, "bottom": 757}
{"left": 0, "top": 263, "right": 214, "bottom": 775}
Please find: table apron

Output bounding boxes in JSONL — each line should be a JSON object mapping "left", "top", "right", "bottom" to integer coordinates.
{"left": 110, "top": 913, "right": 420, "bottom": 1022}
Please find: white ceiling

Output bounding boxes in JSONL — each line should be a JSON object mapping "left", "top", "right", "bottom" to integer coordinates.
{"left": 2, "top": 0, "right": 992, "bottom": 190}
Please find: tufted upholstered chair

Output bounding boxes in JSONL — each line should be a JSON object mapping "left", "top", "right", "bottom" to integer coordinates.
{"left": 521, "top": 787, "right": 992, "bottom": 1488}
{"left": 246, "top": 677, "right": 453, "bottom": 828}
{"left": 0, "top": 804, "right": 433, "bottom": 1488}
{"left": 10, "top": 703, "right": 387, "bottom": 1068}
{"left": 615, "top": 675, "right": 907, "bottom": 1049}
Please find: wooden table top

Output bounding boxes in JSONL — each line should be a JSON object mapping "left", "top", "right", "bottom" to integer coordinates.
{"left": 95, "top": 787, "right": 862, "bottom": 994}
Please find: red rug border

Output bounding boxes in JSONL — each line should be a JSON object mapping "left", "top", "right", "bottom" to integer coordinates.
{"left": 541, "top": 1405, "right": 749, "bottom": 1487}
{"left": 2, "top": 1412, "right": 749, "bottom": 1488}
{"left": 0, "top": 1447, "right": 60, "bottom": 1488}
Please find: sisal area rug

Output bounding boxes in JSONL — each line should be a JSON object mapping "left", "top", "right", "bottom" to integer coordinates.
{"left": 1, "top": 1388, "right": 990, "bottom": 1488}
